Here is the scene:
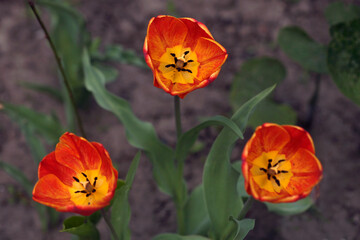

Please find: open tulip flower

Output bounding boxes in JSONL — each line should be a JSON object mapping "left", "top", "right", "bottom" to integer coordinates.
{"left": 32, "top": 132, "right": 118, "bottom": 216}
{"left": 143, "top": 15, "right": 228, "bottom": 98}
{"left": 242, "top": 123, "right": 323, "bottom": 203}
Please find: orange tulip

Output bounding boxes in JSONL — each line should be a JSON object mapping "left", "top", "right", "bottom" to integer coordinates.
{"left": 143, "top": 15, "right": 228, "bottom": 98}
{"left": 33, "top": 132, "right": 118, "bottom": 216}
{"left": 242, "top": 123, "right": 322, "bottom": 203}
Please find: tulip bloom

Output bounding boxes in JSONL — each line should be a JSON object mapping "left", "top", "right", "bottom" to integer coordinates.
{"left": 33, "top": 132, "right": 118, "bottom": 216}
{"left": 144, "top": 15, "right": 228, "bottom": 98}
{"left": 242, "top": 123, "right": 322, "bottom": 203}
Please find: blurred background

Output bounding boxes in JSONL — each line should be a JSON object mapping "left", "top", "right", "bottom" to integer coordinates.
{"left": 0, "top": 0, "right": 359, "bottom": 239}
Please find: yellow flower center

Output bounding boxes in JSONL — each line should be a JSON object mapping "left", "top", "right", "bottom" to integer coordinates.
{"left": 250, "top": 151, "right": 293, "bottom": 193}
{"left": 69, "top": 169, "right": 109, "bottom": 206}
{"left": 158, "top": 45, "right": 200, "bottom": 84}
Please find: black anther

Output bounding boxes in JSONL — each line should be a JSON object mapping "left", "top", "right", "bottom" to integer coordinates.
{"left": 73, "top": 177, "right": 80, "bottom": 182}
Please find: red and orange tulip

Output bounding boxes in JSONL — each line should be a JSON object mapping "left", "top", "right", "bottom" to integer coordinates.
{"left": 143, "top": 15, "right": 228, "bottom": 98}
{"left": 242, "top": 123, "right": 323, "bottom": 203}
{"left": 33, "top": 132, "right": 118, "bottom": 216}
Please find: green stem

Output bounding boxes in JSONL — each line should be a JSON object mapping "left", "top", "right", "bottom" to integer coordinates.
{"left": 101, "top": 209, "right": 120, "bottom": 240}
{"left": 174, "top": 96, "right": 182, "bottom": 139}
{"left": 27, "top": 0, "right": 87, "bottom": 138}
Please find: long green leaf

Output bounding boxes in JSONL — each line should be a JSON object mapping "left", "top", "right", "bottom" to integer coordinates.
{"left": 327, "top": 18, "right": 360, "bottom": 106}
{"left": 19, "top": 81, "right": 63, "bottom": 102}
{"left": 203, "top": 86, "right": 275, "bottom": 240}
{"left": 82, "top": 49, "right": 185, "bottom": 203}
{"left": 0, "top": 161, "right": 33, "bottom": 196}
{"left": 278, "top": 26, "right": 328, "bottom": 73}
{"left": 153, "top": 234, "right": 209, "bottom": 240}
{"left": 184, "top": 185, "right": 210, "bottom": 235}
{"left": 264, "top": 196, "right": 313, "bottom": 216}
{"left": 111, "top": 152, "right": 141, "bottom": 240}
{"left": 2, "top": 102, "right": 64, "bottom": 143}
{"left": 175, "top": 115, "right": 243, "bottom": 167}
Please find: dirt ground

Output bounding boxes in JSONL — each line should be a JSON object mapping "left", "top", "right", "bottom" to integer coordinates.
{"left": 1, "top": 0, "right": 360, "bottom": 239}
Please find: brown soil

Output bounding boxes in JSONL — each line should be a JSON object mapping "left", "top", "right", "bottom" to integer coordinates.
{"left": 1, "top": 0, "right": 360, "bottom": 239}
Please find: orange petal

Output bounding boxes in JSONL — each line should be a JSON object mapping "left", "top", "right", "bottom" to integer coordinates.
{"left": 281, "top": 125, "right": 315, "bottom": 159}
{"left": 180, "top": 18, "right": 214, "bottom": 49}
{"left": 32, "top": 174, "right": 72, "bottom": 211}
{"left": 55, "top": 132, "right": 102, "bottom": 172}
{"left": 194, "top": 37, "right": 227, "bottom": 80}
{"left": 242, "top": 123, "right": 290, "bottom": 163}
{"left": 38, "top": 152, "right": 76, "bottom": 186}
{"left": 91, "top": 142, "right": 118, "bottom": 190}
{"left": 146, "top": 15, "right": 188, "bottom": 61}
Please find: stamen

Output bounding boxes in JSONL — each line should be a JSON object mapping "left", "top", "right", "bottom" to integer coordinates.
{"left": 267, "top": 159, "right": 272, "bottom": 168}
{"left": 92, "top": 189, "right": 96, "bottom": 193}
{"left": 81, "top": 172, "right": 87, "bottom": 177}
{"left": 93, "top": 177, "right": 98, "bottom": 187}
{"left": 183, "top": 51, "right": 189, "bottom": 56}
{"left": 260, "top": 168, "right": 267, "bottom": 173}
{"left": 279, "top": 170, "right": 288, "bottom": 173}
{"left": 273, "top": 159, "right": 285, "bottom": 167}
{"left": 181, "top": 69, "right": 192, "bottom": 73}
{"left": 86, "top": 193, "right": 91, "bottom": 197}
{"left": 267, "top": 174, "right": 271, "bottom": 180}
{"left": 73, "top": 177, "right": 80, "bottom": 182}
{"left": 170, "top": 53, "right": 176, "bottom": 57}
{"left": 75, "top": 190, "right": 87, "bottom": 194}
{"left": 165, "top": 64, "right": 175, "bottom": 68}
{"left": 272, "top": 176, "right": 281, "bottom": 186}
{"left": 187, "top": 60, "right": 194, "bottom": 63}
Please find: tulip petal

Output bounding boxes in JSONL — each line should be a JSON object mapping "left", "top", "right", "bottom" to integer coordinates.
{"left": 281, "top": 125, "right": 315, "bottom": 158}
{"left": 33, "top": 174, "right": 72, "bottom": 211}
{"left": 38, "top": 152, "right": 76, "bottom": 186}
{"left": 55, "top": 132, "right": 102, "bottom": 172}
{"left": 242, "top": 124, "right": 290, "bottom": 163}
{"left": 180, "top": 18, "right": 214, "bottom": 49}
{"left": 194, "top": 37, "right": 227, "bottom": 80}
{"left": 147, "top": 16, "right": 188, "bottom": 61}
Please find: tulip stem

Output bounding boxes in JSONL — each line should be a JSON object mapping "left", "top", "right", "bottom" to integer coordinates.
{"left": 27, "top": 0, "right": 87, "bottom": 138}
{"left": 101, "top": 209, "right": 120, "bottom": 240}
{"left": 174, "top": 96, "right": 182, "bottom": 139}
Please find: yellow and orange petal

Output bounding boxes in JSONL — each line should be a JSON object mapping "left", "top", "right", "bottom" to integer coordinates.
{"left": 144, "top": 15, "right": 228, "bottom": 98}
{"left": 33, "top": 132, "right": 118, "bottom": 216}
{"left": 241, "top": 123, "right": 322, "bottom": 203}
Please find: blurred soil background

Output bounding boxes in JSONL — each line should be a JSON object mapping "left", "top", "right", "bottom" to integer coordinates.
{"left": 0, "top": 0, "right": 360, "bottom": 239}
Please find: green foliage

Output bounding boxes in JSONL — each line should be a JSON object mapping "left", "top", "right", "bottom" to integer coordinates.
{"left": 111, "top": 152, "right": 141, "bottom": 240}
{"left": 19, "top": 81, "right": 63, "bottom": 102}
{"left": 327, "top": 18, "right": 360, "bottom": 105}
{"left": 184, "top": 185, "right": 210, "bottom": 235}
{"left": 278, "top": 26, "right": 328, "bottom": 73}
{"left": 229, "top": 218, "right": 255, "bottom": 240}
{"left": 61, "top": 216, "right": 100, "bottom": 240}
{"left": 153, "top": 234, "right": 209, "bottom": 240}
{"left": 230, "top": 57, "right": 296, "bottom": 128}
{"left": 325, "top": 2, "right": 360, "bottom": 26}
{"left": 264, "top": 196, "right": 314, "bottom": 216}
{"left": 203, "top": 86, "right": 275, "bottom": 240}
{"left": 2, "top": 102, "right": 64, "bottom": 144}
{"left": 0, "top": 161, "right": 33, "bottom": 196}
{"left": 82, "top": 49, "right": 185, "bottom": 202}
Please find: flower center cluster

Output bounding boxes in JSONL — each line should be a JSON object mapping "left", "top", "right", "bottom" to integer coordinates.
{"left": 69, "top": 170, "right": 109, "bottom": 206}
{"left": 165, "top": 51, "right": 194, "bottom": 73}
{"left": 158, "top": 45, "right": 199, "bottom": 84}
{"left": 250, "top": 151, "right": 293, "bottom": 193}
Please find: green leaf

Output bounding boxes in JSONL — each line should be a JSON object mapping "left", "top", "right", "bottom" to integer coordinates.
{"left": 2, "top": 102, "right": 64, "bottom": 143}
{"left": 0, "top": 161, "right": 33, "bottom": 196}
{"left": 230, "top": 57, "right": 296, "bottom": 127}
{"left": 184, "top": 185, "right": 210, "bottom": 235}
{"left": 111, "top": 152, "right": 141, "bottom": 240}
{"left": 264, "top": 196, "right": 314, "bottom": 216}
{"left": 231, "top": 161, "right": 249, "bottom": 199}
{"left": 327, "top": 18, "right": 360, "bottom": 105}
{"left": 93, "top": 63, "right": 119, "bottom": 83}
{"left": 278, "top": 26, "right": 328, "bottom": 73}
{"left": 19, "top": 81, "right": 63, "bottom": 102}
{"left": 203, "top": 86, "right": 275, "bottom": 239}
{"left": 153, "top": 233, "right": 209, "bottom": 240}
{"left": 325, "top": 2, "right": 360, "bottom": 26}
{"left": 61, "top": 216, "right": 99, "bottom": 240}
{"left": 175, "top": 115, "right": 243, "bottom": 167}
{"left": 99, "top": 45, "right": 147, "bottom": 68}
{"left": 83, "top": 49, "right": 185, "bottom": 202}
{"left": 229, "top": 218, "right": 255, "bottom": 240}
